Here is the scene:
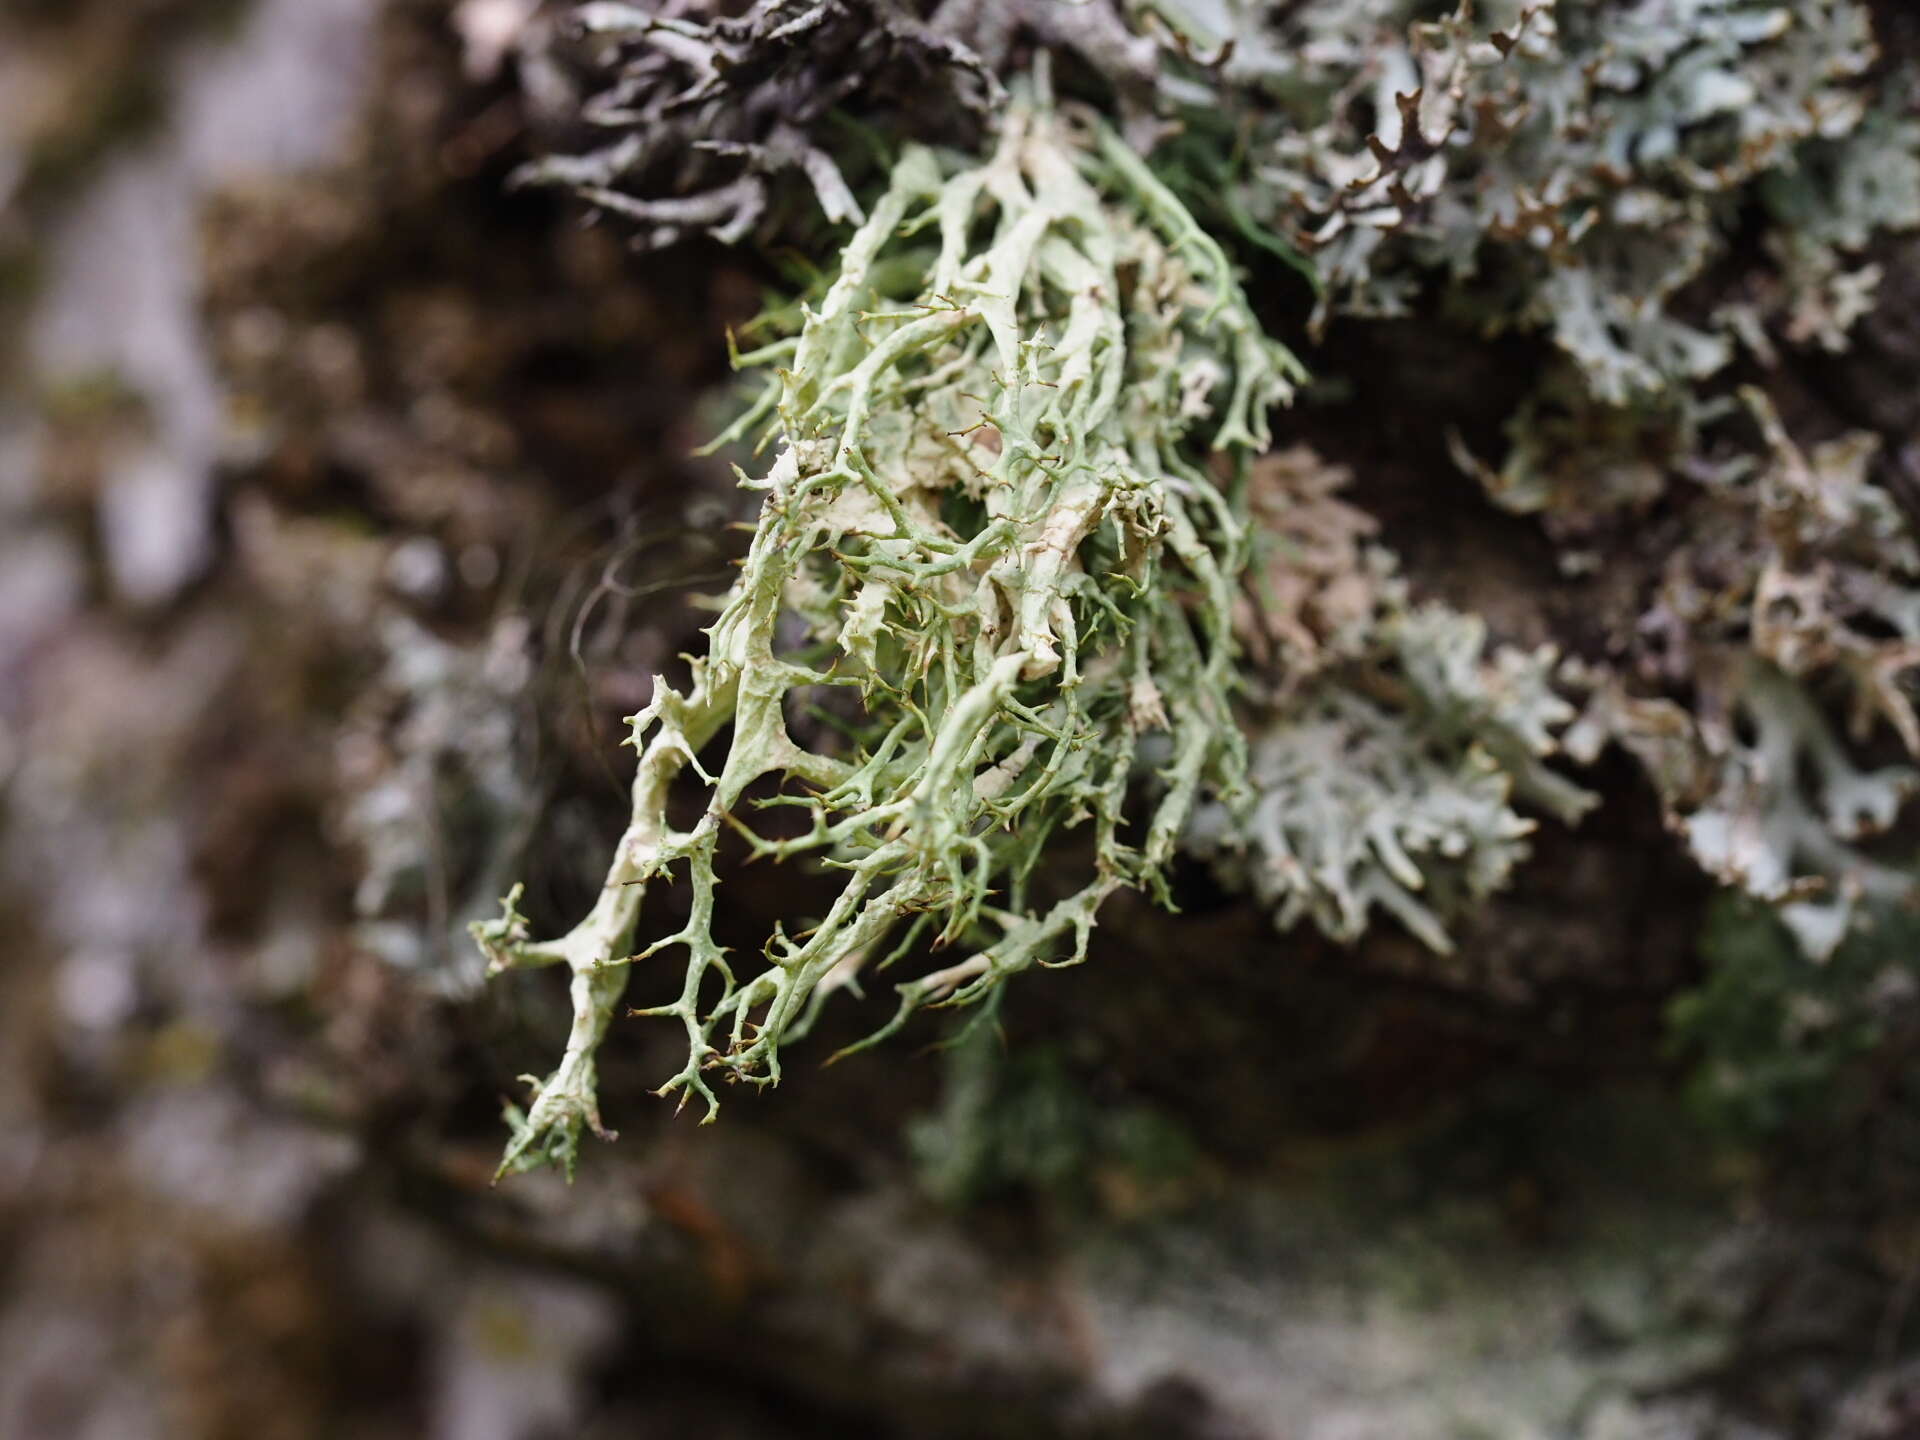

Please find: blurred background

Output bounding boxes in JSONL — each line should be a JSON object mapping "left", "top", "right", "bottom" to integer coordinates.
{"left": 2, "top": 3, "right": 1919, "bottom": 1437}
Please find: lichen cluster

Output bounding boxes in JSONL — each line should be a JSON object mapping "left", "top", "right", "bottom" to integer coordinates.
{"left": 518, "top": 0, "right": 1155, "bottom": 246}
{"left": 477, "top": 0, "right": 1920, "bottom": 1174}
{"left": 1147, "top": 0, "right": 1920, "bottom": 955}
{"left": 476, "top": 94, "right": 1299, "bottom": 1176}
{"left": 1560, "top": 396, "right": 1920, "bottom": 956}
{"left": 1153, "top": 0, "right": 1903, "bottom": 399}
{"left": 1187, "top": 448, "right": 1591, "bottom": 954}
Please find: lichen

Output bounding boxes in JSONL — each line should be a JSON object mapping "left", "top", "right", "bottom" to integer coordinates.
{"left": 1151, "top": 0, "right": 1904, "bottom": 405}
{"left": 517, "top": 0, "right": 1158, "bottom": 247}
{"left": 1560, "top": 395, "right": 1920, "bottom": 956}
{"left": 477, "top": 0, "right": 1920, "bottom": 1176}
{"left": 1187, "top": 448, "right": 1590, "bottom": 954}
{"left": 479, "top": 90, "right": 1301, "bottom": 1177}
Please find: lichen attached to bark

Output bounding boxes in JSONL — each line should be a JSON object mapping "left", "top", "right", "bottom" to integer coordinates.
{"left": 478, "top": 91, "right": 1301, "bottom": 1177}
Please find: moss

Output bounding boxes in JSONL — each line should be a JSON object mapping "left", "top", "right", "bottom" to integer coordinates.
{"left": 909, "top": 1022, "right": 1201, "bottom": 1211}
{"left": 1669, "top": 892, "right": 1920, "bottom": 1144}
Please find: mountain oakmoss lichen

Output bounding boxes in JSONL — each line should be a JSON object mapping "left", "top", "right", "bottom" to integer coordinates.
{"left": 474, "top": 93, "right": 1301, "bottom": 1178}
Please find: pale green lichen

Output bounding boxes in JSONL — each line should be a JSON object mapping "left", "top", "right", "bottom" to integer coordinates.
{"left": 1448, "top": 65, "right": 1920, "bottom": 563}
{"left": 1186, "top": 448, "right": 1590, "bottom": 954}
{"left": 471, "top": 0, "right": 1920, "bottom": 1177}
{"left": 1148, "top": 0, "right": 1899, "bottom": 402}
{"left": 1562, "top": 396, "right": 1920, "bottom": 957}
{"left": 1196, "top": 685, "right": 1543, "bottom": 954}
{"left": 479, "top": 91, "right": 1300, "bottom": 1177}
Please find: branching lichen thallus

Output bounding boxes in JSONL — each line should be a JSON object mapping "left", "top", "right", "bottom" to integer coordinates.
{"left": 473, "top": 94, "right": 1303, "bottom": 1178}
